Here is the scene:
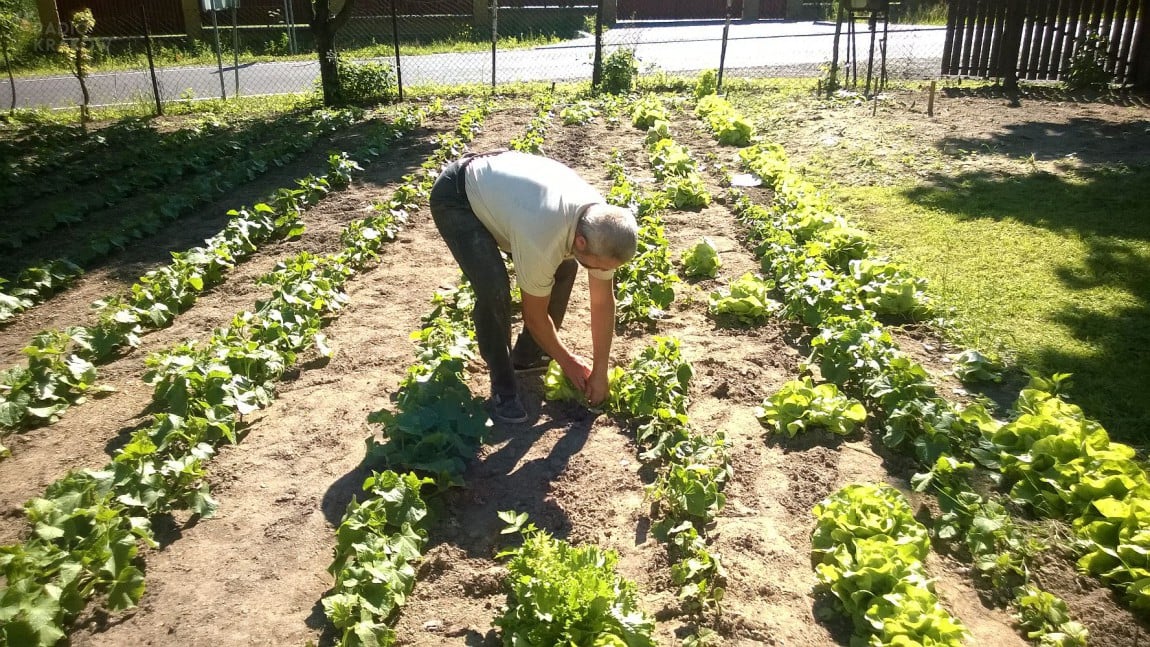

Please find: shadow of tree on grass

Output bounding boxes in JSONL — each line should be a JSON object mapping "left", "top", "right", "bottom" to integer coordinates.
{"left": 904, "top": 163, "right": 1150, "bottom": 443}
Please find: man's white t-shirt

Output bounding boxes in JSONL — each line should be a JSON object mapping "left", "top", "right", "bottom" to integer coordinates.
{"left": 463, "top": 151, "right": 614, "bottom": 297}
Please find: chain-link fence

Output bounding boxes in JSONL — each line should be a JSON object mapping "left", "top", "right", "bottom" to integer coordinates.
{"left": 1, "top": 1, "right": 950, "bottom": 112}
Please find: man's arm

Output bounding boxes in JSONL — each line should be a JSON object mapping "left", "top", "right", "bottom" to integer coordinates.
{"left": 585, "top": 273, "right": 615, "bottom": 405}
{"left": 520, "top": 292, "right": 592, "bottom": 391}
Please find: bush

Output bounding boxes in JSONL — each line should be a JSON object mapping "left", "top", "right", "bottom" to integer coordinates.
{"left": 1064, "top": 31, "right": 1112, "bottom": 92}
{"left": 335, "top": 58, "right": 396, "bottom": 106}
{"left": 598, "top": 47, "right": 637, "bottom": 95}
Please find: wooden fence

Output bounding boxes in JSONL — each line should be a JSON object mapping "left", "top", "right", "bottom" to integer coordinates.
{"left": 942, "top": 0, "right": 1150, "bottom": 88}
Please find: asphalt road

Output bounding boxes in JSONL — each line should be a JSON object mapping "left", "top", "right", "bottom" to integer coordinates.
{"left": 1, "top": 22, "right": 948, "bottom": 109}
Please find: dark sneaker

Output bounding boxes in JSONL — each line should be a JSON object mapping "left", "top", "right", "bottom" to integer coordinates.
{"left": 513, "top": 354, "right": 552, "bottom": 376}
{"left": 491, "top": 393, "right": 528, "bottom": 424}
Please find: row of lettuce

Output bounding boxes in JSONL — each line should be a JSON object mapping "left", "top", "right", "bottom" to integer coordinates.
{"left": 0, "top": 109, "right": 367, "bottom": 327}
{"left": 0, "top": 100, "right": 468, "bottom": 646}
{"left": 693, "top": 94, "right": 1117, "bottom": 643}
{"left": 0, "top": 106, "right": 439, "bottom": 451}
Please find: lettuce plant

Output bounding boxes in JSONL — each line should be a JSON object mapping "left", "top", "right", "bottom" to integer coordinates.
{"left": 680, "top": 238, "right": 721, "bottom": 279}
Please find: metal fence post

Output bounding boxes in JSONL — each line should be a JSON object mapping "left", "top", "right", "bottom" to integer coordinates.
{"left": 209, "top": 1, "right": 226, "bottom": 99}
{"left": 592, "top": 0, "right": 604, "bottom": 89}
{"left": 141, "top": 5, "right": 163, "bottom": 115}
{"left": 718, "top": 0, "right": 731, "bottom": 92}
{"left": 284, "top": 0, "right": 297, "bottom": 54}
{"left": 490, "top": 0, "right": 498, "bottom": 90}
{"left": 391, "top": 0, "right": 403, "bottom": 101}
{"left": 231, "top": 1, "right": 239, "bottom": 97}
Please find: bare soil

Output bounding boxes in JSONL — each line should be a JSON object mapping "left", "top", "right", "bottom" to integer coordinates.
{"left": 1, "top": 90, "right": 1146, "bottom": 646}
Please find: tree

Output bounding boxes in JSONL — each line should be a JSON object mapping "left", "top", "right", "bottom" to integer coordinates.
{"left": 60, "top": 8, "right": 95, "bottom": 123}
{"left": 310, "top": 0, "right": 359, "bottom": 107}
{"left": 0, "top": 0, "right": 19, "bottom": 114}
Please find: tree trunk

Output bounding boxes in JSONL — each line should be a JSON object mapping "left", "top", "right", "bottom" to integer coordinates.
{"left": 4, "top": 48, "right": 14, "bottom": 115}
{"left": 75, "top": 35, "right": 90, "bottom": 123}
{"left": 311, "top": 0, "right": 359, "bottom": 107}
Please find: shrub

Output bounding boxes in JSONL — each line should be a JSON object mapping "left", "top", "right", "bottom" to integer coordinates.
{"left": 598, "top": 47, "right": 637, "bottom": 95}
{"left": 1064, "top": 31, "right": 1111, "bottom": 92}
{"left": 335, "top": 57, "right": 396, "bottom": 106}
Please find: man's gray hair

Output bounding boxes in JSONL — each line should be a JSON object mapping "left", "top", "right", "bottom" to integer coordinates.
{"left": 578, "top": 203, "right": 638, "bottom": 263}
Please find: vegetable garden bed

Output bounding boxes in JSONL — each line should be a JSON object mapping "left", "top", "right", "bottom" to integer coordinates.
{"left": 1, "top": 90, "right": 1147, "bottom": 647}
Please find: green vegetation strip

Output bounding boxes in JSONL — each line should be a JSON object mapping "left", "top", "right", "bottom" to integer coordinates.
{"left": 539, "top": 101, "right": 731, "bottom": 617}
{"left": 509, "top": 94, "right": 555, "bottom": 155}
{"left": 0, "top": 101, "right": 487, "bottom": 646}
{"left": 322, "top": 105, "right": 494, "bottom": 646}
{"left": 0, "top": 109, "right": 366, "bottom": 326}
{"left": 697, "top": 95, "right": 1093, "bottom": 642}
{"left": 326, "top": 280, "right": 487, "bottom": 646}
{"left": 0, "top": 106, "right": 439, "bottom": 443}
{"left": 1, "top": 113, "right": 322, "bottom": 241}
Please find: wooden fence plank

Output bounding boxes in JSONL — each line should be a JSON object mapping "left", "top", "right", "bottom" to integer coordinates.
{"left": 961, "top": 0, "right": 980, "bottom": 74}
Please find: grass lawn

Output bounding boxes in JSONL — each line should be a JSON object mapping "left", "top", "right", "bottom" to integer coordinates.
{"left": 729, "top": 81, "right": 1150, "bottom": 442}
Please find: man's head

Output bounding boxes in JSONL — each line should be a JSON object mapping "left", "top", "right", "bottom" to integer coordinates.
{"left": 573, "top": 204, "right": 638, "bottom": 272}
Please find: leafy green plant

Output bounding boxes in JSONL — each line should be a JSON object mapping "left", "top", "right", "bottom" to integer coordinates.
{"left": 694, "top": 95, "right": 754, "bottom": 146}
{"left": 630, "top": 95, "right": 666, "bottom": 129}
{"left": 598, "top": 47, "right": 638, "bottom": 95}
{"left": 946, "top": 349, "right": 1004, "bottom": 383}
{"left": 606, "top": 157, "right": 680, "bottom": 325}
{"left": 811, "top": 484, "right": 967, "bottom": 646}
{"left": 365, "top": 283, "right": 489, "bottom": 487}
{"left": 680, "top": 238, "right": 721, "bottom": 279}
{"left": 648, "top": 434, "right": 731, "bottom": 526}
{"left": 664, "top": 174, "right": 711, "bottom": 210}
{"left": 323, "top": 470, "right": 431, "bottom": 647}
{"left": 756, "top": 377, "right": 867, "bottom": 437}
{"left": 495, "top": 513, "right": 656, "bottom": 647}
{"left": 848, "top": 258, "right": 930, "bottom": 317}
{"left": 649, "top": 139, "right": 696, "bottom": 180}
{"left": 609, "top": 337, "right": 693, "bottom": 422}
{"left": 693, "top": 70, "right": 718, "bottom": 100}
{"left": 510, "top": 94, "right": 554, "bottom": 154}
{"left": 708, "top": 272, "right": 777, "bottom": 325}
{"left": 1015, "top": 585, "right": 1089, "bottom": 647}
{"left": 1064, "top": 31, "right": 1111, "bottom": 92}
{"left": 667, "top": 521, "right": 725, "bottom": 612}
{"left": 333, "top": 58, "right": 396, "bottom": 106}
{"left": 559, "top": 101, "right": 598, "bottom": 125}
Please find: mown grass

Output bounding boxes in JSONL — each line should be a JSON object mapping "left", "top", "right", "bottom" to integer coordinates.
{"left": 728, "top": 79, "right": 1150, "bottom": 443}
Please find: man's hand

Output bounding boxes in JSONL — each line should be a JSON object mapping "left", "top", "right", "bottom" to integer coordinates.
{"left": 585, "top": 368, "right": 610, "bottom": 406}
{"left": 561, "top": 354, "right": 593, "bottom": 393}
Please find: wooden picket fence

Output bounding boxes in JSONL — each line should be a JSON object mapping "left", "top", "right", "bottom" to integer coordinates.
{"left": 942, "top": 0, "right": 1149, "bottom": 87}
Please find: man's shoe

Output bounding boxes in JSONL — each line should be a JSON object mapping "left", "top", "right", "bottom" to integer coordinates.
{"left": 513, "top": 354, "right": 552, "bottom": 376}
{"left": 491, "top": 393, "right": 529, "bottom": 424}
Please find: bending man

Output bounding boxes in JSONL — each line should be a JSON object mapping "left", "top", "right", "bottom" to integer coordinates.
{"left": 429, "top": 150, "right": 638, "bottom": 423}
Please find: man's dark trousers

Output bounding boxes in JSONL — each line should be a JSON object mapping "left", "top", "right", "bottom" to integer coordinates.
{"left": 429, "top": 157, "right": 577, "bottom": 397}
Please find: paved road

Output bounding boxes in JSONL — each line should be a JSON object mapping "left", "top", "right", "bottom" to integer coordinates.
{"left": 1, "top": 22, "right": 947, "bottom": 109}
